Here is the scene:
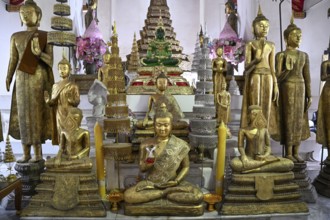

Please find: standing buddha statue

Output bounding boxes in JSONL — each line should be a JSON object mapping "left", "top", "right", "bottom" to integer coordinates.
{"left": 240, "top": 5, "right": 278, "bottom": 129}
{"left": 271, "top": 17, "right": 311, "bottom": 162}
{"left": 6, "top": 0, "right": 54, "bottom": 163}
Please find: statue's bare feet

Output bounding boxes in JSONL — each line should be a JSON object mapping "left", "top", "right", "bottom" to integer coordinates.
{"left": 293, "top": 154, "right": 304, "bottom": 163}
{"left": 29, "top": 155, "right": 43, "bottom": 163}
{"left": 285, "top": 155, "right": 297, "bottom": 162}
{"left": 17, "top": 155, "right": 32, "bottom": 163}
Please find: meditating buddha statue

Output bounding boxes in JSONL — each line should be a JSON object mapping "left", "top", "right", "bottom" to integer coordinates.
{"left": 231, "top": 105, "right": 293, "bottom": 174}
{"left": 135, "top": 72, "right": 187, "bottom": 130}
{"left": 124, "top": 103, "right": 204, "bottom": 216}
{"left": 45, "top": 107, "right": 92, "bottom": 172}
{"left": 141, "top": 16, "right": 179, "bottom": 67}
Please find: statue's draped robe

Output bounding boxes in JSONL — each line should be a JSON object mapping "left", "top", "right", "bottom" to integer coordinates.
{"left": 50, "top": 79, "right": 80, "bottom": 144}
{"left": 8, "top": 30, "right": 54, "bottom": 145}
{"left": 270, "top": 50, "right": 310, "bottom": 144}
{"left": 316, "top": 61, "right": 330, "bottom": 146}
{"left": 146, "top": 135, "right": 190, "bottom": 185}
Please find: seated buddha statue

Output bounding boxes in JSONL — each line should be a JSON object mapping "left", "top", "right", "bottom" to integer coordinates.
{"left": 141, "top": 16, "right": 179, "bottom": 67}
{"left": 124, "top": 103, "right": 203, "bottom": 215}
{"left": 45, "top": 107, "right": 92, "bottom": 172}
{"left": 135, "top": 72, "right": 187, "bottom": 130}
{"left": 230, "top": 105, "right": 293, "bottom": 174}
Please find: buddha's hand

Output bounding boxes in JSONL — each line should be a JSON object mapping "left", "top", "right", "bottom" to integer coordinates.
{"left": 155, "top": 180, "right": 178, "bottom": 189}
{"left": 31, "top": 34, "right": 42, "bottom": 57}
{"left": 142, "top": 117, "right": 149, "bottom": 127}
{"left": 305, "top": 96, "right": 312, "bottom": 112}
{"left": 54, "top": 150, "right": 63, "bottom": 167}
{"left": 44, "top": 91, "right": 50, "bottom": 103}
{"left": 272, "top": 83, "right": 279, "bottom": 105}
{"left": 6, "top": 76, "right": 11, "bottom": 92}
{"left": 241, "top": 155, "right": 249, "bottom": 167}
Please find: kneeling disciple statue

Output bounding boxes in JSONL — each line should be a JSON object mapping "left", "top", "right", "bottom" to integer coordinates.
{"left": 45, "top": 107, "right": 92, "bottom": 172}
{"left": 231, "top": 105, "right": 293, "bottom": 174}
{"left": 124, "top": 103, "right": 204, "bottom": 216}
{"left": 221, "top": 105, "right": 308, "bottom": 215}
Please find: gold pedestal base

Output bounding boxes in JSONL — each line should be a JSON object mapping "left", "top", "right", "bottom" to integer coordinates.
{"left": 21, "top": 172, "right": 106, "bottom": 217}
{"left": 221, "top": 172, "right": 309, "bottom": 215}
{"left": 125, "top": 200, "right": 204, "bottom": 216}
{"left": 313, "top": 159, "right": 330, "bottom": 197}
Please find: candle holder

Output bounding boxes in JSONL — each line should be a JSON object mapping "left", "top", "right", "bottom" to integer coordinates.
{"left": 203, "top": 193, "right": 222, "bottom": 212}
{"left": 107, "top": 188, "right": 124, "bottom": 211}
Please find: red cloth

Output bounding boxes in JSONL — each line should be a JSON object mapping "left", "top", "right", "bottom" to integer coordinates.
{"left": 292, "top": 0, "right": 304, "bottom": 12}
{"left": 9, "top": 0, "right": 24, "bottom": 5}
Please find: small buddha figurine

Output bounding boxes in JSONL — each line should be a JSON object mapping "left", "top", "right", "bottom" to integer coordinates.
{"left": 271, "top": 17, "right": 311, "bottom": 162}
{"left": 45, "top": 107, "right": 92, "bottom": 172}
{"left": 212, "top": 47, "right": 227, "bottom": 105}
{"left": 85, "top": 0, "right": 98, "bottom": 29}
{"left": 6, "top": 0, "right": 54, "bottom": 163}
{"left": 317, "top": 59, "right": 330, "bottom": 161}
{"left": 45, "top": 55, "right": 80, "bottom": 144}
{"left": 141, "top": 15, "right": 179, "bottom": 67}
{"left": 241, "top": 5, "right": 278, "bottom": 129}
{"left": 98, "top": 48, "right": 111, "bottom": 88}
{"left": 231, "top": 105, "right": 293, "bottom": 174}
{"left": 216, "top": 82, "right": 231, "bottom": 138}
{"left": 124, "top": 103, "right": 203, "bottom": 210}
{"left": 135, "top": 72, "right": 187, "bottom": 130}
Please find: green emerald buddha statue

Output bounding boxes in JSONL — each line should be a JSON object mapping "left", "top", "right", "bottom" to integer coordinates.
{"left": 141, "top": 15, "right": 179, "bottom": 67}
{"left": 124, "top": 103, "right": 203, "bottom": 216}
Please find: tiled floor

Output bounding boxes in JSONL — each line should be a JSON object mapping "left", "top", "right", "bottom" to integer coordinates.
{"left": 1, "top": 164, "right": 330, "bottom": 220}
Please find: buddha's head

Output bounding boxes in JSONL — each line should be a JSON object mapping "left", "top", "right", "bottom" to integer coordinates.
{"left": 156, "top": 72, "right": 168, "bottom": 92}
{"left": 65, "top": 107, "right": 83, "bottom": 131}
{"left": 19, "top": 0, "right": 42, "bottom": 27}
{"left": 58, "top": 54, "right": 71, "bottom": 78}
{"left": 154, "top": 103, "right": 173, "bottom": 139}
{"left": 252, "top": 5, "right": 269, "bottom": 39}
{"left": 284, "top": 16, "right": 302, "bottom": 48}
{"left": 155, "top": 27, "right": 165, "bottom": 40}
{"left": 103, "top": 48, "right": 111, "bottom": 64}
{"left": 221, "top": 81, "right": 227, "bottom": 91}
{"left": 216, "top": 47, "right": 223, "bottom": 57}
{"left": 248, "top": 105, "right": 267, "bottom": 129}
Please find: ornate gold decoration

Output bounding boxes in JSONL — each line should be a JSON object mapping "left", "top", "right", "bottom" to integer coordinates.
{"left": 51, "top": 17, "right": 72, "bottom": 31}
{"left": 53, "top": 4, "right": 70, "bottom": 16}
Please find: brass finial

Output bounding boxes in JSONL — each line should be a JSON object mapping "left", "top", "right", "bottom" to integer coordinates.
{"left": 59, "top": 49, "right": 70, "bottom": 67}
{"left": 290, "top": 13, "right": 294, "bottom": 25}
{"left": 257, "top": 4, "right": 263, "bottom": 16}
{"left": 113, "top": 21, "right": 117, "bottom": 35}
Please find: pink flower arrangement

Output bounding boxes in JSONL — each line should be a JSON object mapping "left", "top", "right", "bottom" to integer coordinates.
{"left": 76, "top": 36, "right": 107, "bottom": 68}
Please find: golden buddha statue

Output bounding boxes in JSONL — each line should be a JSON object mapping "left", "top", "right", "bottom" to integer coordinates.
{"left": 45, "top": 55, "right": 80, "bottom": 144}
{"left": 270, "top": 17, "right": 311, "bottom": 162}
{"left": 216, "top": 82, "right": 231, "bottom": 138}
{"left": 6, "top": 0, "right": 54, "bottom": 163}
{"left": 124, "top": 103, "right": 203, "bottom": 216}
{"left": 85, "top": 0, "right": 98, "bottom": 28}
{"left": 45, "top": 107, "right": 92, "bottom": 172}
{"left": 317, "top": 59, "right": 330, "bottom": 161}
{"left": 240, "top": 5, "right": 278, "bottom": 129}
{"left": 141, "top": 15, "right": 179, "bottom": 67}
{"left": 231, "top": 105, "right": 293, "bottom": 174}
{"left": 136, "top": 72, "right": 187, "bottom": 130}
{"left": 212, "top": 47, "right": 227, "bottom": 104}
{"left": 98, "top": 49, "right": 111, "bottom": 87}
